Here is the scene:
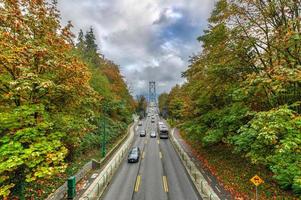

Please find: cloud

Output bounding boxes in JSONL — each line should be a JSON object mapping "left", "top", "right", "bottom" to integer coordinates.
{"left": 153, "top": 7, "right": 183, "bottom": 25}
{"left": 57, "top": 0, "right": 215, "bottom": 96}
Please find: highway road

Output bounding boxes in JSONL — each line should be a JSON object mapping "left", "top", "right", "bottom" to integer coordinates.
{"left": 102, "top": 108, "right": 201, "bottom": 200}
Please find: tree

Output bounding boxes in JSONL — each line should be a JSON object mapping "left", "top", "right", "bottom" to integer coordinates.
{"left": 76, "top": 29, "right": 85, "bottom": 51}
{"left": 0, "top": 105, "right": 67, "bottom": 197}
{"left": 166, "top": 0, "right": 301, "bottom": 194}
{"left": 136, "top": 95, "right": 147, "bottom": 119}
{"left": 0, "top": 0, "right": 93, "bottom": 197}
{"left": 85, "top": 27, "right": 98, "bottom": 53}
{"left": 158, "top": 93, "right": 168, "bottom": 118}
{"left": 75, "top": 29, "right": 135, "bottom": 123}
{"left": 82, "top": 27, "right": 103, "bottom": 67}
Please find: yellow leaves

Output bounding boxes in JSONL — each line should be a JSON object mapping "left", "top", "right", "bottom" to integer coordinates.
{"left": 0, "top": 183, "right": 15, "bottom": 197}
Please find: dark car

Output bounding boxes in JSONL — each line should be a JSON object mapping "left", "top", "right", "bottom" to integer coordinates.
{"left": 128, "top": 147, "right": 140, "bottom": 163}
{"left": 139, "top": 130, "right": 146, "bottom": 137}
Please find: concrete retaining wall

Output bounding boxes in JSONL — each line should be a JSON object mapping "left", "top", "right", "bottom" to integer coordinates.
{"left": 170, "top": 128, "right": 220, "bottom": 200}
{"left": 79, "top": 122, "right": 136, "bottom": 200}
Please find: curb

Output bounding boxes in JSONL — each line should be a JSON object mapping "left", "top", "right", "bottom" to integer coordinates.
{"left": 170, "top": 128, "right": 220, "bottom": 200}
{"left": 79, "top": 122, "right": 136, "bottom": 199}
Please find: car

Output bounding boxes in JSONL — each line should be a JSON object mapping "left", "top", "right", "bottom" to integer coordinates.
{"left": 158, "top": 122, "right": 164, "bottom": 126}
{"left": 139, "top": 130, "right": 146, "bottom": 137}
{"left": 150, "top": 131, "right": 156, "bottom": 138}
{"left": 128, "top": 147, "right": 140, "bottom": 163}
{"left": 159, "top": 124, "right": 167, "bottom": 129}
{"left": 138, "top": 121, "right": 143, "bottom": 126}
{"left": 151, "top": 119, "right": 155, "bottom": 123}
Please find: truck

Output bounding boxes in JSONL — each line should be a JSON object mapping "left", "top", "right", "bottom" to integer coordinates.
{"left": 158, "top": 122, "right": 169, "bottom": 139}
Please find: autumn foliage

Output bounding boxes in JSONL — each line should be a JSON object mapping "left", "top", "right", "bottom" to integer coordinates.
{"left": 160, "top": 0, "right": 301, "bottom": 197}
{"left": 0, "top": 0, "right": 134, "bottom": 198}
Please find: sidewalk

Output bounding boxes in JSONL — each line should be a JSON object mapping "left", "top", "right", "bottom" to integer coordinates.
{"left": 173, "top": 128, "right": 232, "bottom": 200}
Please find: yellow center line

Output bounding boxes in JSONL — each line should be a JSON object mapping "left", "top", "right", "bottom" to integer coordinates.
{"left": 145, "top": 139, "right": 148, "bottom": 144}
{"left": 162, "top": 176, "right": 169, "bottom": 192}
{"left": 142, "top": 151, "right": 145, "bottom": 159}
{"left": 135, "top": 175, "right": 141, "bottom": 192}
{"left": 159, "top": 152, "right": 162, "bottom": 159}
{"left": 157, "top": 140, "right": 160, "bottom": 144}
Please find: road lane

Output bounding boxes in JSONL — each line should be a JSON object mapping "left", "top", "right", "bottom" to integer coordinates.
{"left": 102, "top": 108, "right": 202, "bottom": 200}
{"left": 133, "top": 134, "right": 167, "bottom": 200}
{"left": 159, "top": 139, "right": 201, "bottom": 200}
{"left": 102, "top": 120, "right": 147, "bottom": 200}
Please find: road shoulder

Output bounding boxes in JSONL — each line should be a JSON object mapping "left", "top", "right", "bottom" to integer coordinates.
{"left": 171, "top": 128, "right": 232, "bottom": 200}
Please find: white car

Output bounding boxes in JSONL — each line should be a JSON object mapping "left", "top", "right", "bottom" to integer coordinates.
{"left": 158, "top": 122, "right": 164, "bottom": 126}
{"left": 140, "top": 130, "right": 146, "bottom": 137}
{"left": 150, "top": 131, "right": 156, "bottom": 138}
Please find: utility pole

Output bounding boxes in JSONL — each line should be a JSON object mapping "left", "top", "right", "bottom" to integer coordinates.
{"left": 101, "top": 101, "right": 108, "bottom": 158}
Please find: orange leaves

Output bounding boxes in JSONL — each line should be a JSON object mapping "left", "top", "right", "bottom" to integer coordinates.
{"left": 0, "top": 0, "right": 93, "bottom": 108}
{"left": 31, "top": 0, "right": 43, "bottom": 6}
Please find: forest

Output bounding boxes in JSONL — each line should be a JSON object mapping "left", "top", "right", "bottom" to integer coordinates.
{"left": 160, "top": 0, "right": 301, "bottom": 198}
{"left": 0, "top": 0, "right": 135, "bottom": 198}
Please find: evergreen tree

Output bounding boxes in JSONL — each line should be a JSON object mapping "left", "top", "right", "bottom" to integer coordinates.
{"left": 85, "top": 27, "right": 98, "bottom": 53}
{"left": 76, "top": 29, "right": 85, "bottom": 51}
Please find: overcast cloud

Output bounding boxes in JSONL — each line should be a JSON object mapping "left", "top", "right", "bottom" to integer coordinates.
{"left": 57, "top": 0, "right": 215, "bottom": 96}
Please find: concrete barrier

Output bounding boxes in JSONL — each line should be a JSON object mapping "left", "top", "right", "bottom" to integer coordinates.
{"left": 170, "top": 128, "right": 220, "bottom": 200}
{"left": 79, "top": 122, "right": 136, "bottom": 200}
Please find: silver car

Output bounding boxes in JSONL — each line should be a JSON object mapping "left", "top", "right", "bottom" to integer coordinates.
{"left": 140, "top": 130, "right": 146, "bottom": 137}
{"left": 150, "top": 131, "right": 156, "bottom": 138}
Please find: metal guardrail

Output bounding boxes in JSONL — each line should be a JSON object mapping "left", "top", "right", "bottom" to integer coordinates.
{"left": 169, "top": 128, "right": 220, "bottom": 200}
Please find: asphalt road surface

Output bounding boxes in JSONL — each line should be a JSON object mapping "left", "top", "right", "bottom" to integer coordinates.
{"left": 102, "top": 109, "right": 201, "bottom": 200}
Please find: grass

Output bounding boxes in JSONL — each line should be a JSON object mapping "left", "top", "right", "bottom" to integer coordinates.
{"left": 180, "top": 131, "right": 300, "bottom": 200}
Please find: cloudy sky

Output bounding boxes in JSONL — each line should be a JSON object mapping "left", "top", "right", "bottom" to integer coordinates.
{"left": 58, "top": 0, "right": 215, "bottom": 96}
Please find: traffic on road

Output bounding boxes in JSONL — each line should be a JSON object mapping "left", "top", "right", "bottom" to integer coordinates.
{"left": 102, "top": 105, "right": 201, "bottom": 200}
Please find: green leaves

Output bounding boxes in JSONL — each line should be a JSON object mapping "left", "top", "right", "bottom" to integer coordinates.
{"left": 202, "top": 129, "right": 224, "bottom": 146}
{"left": 0, "top": 104, "right": 67, "bottom": 195}
{"left": 0, "top": 0, "right": 134, "bottom": 198}
{"left": 231, "top": 107, "right": 301, "bottom": 192}
{"left": 163, "top": 0, "right": 301, "bottom": 196}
